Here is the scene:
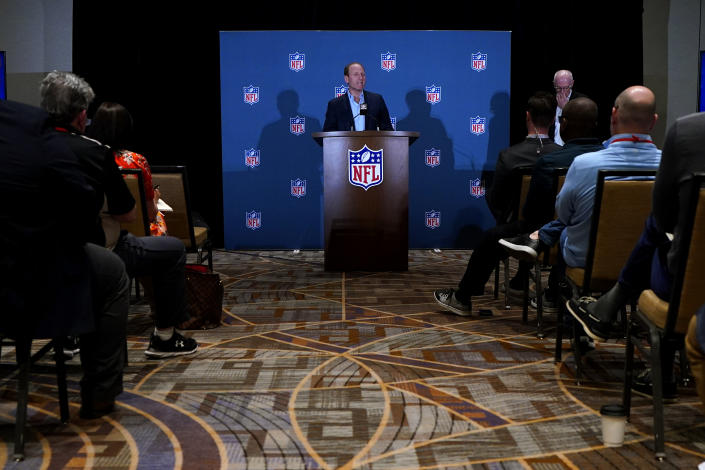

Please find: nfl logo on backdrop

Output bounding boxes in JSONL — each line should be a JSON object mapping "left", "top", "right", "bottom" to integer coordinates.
{"left": 349, "top": 145, "right": 383, "bottom": 191}
{"left": 470, "top": 178, "right": 485, "bottom": 198}
{"left": 471, "top": 116, "right": 486, "bottom": 135}
{"left": 425, "top": 210, "right": 441, "bottom": 229}
{"left": 291, "top": 178, "right": 306, "bottom": 198}
{"left": 425, "top": 148, "right": 441, "bottom": 167}
{"left": 391, "top": 117, "right": 397, "bottom": 130}
{"left": 335, "top": 84, "right": 348, "bottom": 98}
{"left": 246, "top": 210, "right": 261, "bottom": 230}
{"left": 244, "top": 148, "right": 260, "bottom": 168}
{"left": 290, "top": 116, "right": 305, "bottom": 135}
{"left": 471, "top": 52, "right": 487, "bottom": 72}
{"left": 381, "top": 52, "right": 396, "bottom": 72}
{"left": 289, "top": 52, "right": 305, "bottom": 72}
{"left": 426, "top": 85, "right": 441, "bottom": 104}
{"left": 243, "top": 85, "right": 259, "bottom": 105}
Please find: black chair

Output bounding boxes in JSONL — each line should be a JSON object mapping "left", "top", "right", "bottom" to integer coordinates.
{"left": 0, "top": 336, "right": 69, "bottom": 461}
{"left": 622, "top": 172, "right": 705, "bottom": 460}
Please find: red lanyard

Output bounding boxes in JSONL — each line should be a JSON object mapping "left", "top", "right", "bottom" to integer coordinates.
{"left": 611, "top": 135, "right": 653, "bottom": 144}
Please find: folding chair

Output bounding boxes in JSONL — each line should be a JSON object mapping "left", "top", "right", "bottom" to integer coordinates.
{"left": 151, "top": 166, "right": 213, "bottom": 270}
{"left": 554, "top": 169, "right": 657, "bottom": 380}
{"left": 622, "top": 172, "right": 705, "bottom": 460}
{"left": 119, "top": 168, "right": 151, "bottom": 237}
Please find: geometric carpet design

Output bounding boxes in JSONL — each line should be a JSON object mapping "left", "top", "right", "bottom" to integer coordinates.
{"left": 0, "top": 249, "right": 704, "bottom": 469}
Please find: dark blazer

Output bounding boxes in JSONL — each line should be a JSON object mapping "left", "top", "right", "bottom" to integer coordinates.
{"left": 0, "top": 100, "right": 96, "bottom": 338}
{"left": 323, "top": 90, "right": 394, "bottom": 131}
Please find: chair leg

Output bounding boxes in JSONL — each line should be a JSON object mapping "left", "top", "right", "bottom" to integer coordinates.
{"left": 554, "top": 303, "right": 564, "bottom": 363}
{"left": 503, "top": 257, "right": 510, "bottom": 310}
{"left": 14, "top": 338, "right": 31, "bottom": 461}
{"left": 522, "top": 267, "right": 529, "bottom": 324}
{"left": 622, "top": 323, "right": 635, "bottom": 419}
{"left": 572, "top": 317, "right": 583, "bottom": 385}
{"left": 493, "top": 258, "right": 500, "bottom": 299}
{"left": 52, "top": 340, "right": 70, "bottom": 423}
{"left": 649, "top": 330, "right": 666, "bottom": 460}
{"left": 535, "top": 261, "right": 544, "bottom": 339}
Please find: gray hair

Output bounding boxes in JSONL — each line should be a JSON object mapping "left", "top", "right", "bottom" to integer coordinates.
{"left": 39, "top": 71, "right": 95, "bottom": 123}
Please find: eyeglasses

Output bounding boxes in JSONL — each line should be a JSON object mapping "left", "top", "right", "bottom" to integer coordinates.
{"left": 554, "top": 86, "right": 572, "bottom": 92}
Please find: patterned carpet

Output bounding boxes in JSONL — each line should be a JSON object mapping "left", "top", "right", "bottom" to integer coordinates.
{"left": 1, "top": 249, "right": 704, "bottom": 469}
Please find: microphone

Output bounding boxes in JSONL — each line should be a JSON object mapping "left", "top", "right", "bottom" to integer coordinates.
{"left": 359, "top": 103, "right": 379, "bottom": 130}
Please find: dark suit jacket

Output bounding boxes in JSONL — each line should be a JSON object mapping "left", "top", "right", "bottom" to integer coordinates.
{"left": 0, "top": 100, "right": 96, "bottom": 338}
{"left": 323, "top": 90, "right": 393, "bottom": 131}
{"left": 486, "top": 137, "right": 562, "bottom": 224}
{"left": 652, "top": 112, "right": 705, "bottom": 271}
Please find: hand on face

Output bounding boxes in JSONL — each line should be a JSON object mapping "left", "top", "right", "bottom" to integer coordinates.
{"left": 557, "top": 90, "right": 570, "bottom": 109}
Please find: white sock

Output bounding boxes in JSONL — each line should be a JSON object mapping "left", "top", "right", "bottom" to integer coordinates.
{"left": 155, "top": 327, "right": 174, "bottom": 341}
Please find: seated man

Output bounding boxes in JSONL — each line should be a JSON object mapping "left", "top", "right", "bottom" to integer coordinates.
{"left": 434, "top": 92, "right": 576, "bottom": 316}
{"left": 40, "top": 71, "right": 198, "bottom": 358}
{"left": 566, "top": 112, "right": 705, "bottom": 400}
{"left": 0, "top": 99, "right": 129, "bottom": 419}
{"left": 500, "top": 86, "right": 662, "bottom": 307}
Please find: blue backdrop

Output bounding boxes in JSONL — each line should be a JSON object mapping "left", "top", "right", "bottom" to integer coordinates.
{"left": 220, "top": 30, "right": 511, "bottom": 249}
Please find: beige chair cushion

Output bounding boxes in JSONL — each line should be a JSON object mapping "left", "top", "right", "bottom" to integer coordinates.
{"left": 566, "top": 267, "right": 584, "bottom": 288}
{"left": 194, "top": 226, "right": 208, "bottom": 246}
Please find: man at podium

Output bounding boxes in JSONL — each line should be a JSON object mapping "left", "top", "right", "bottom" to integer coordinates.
{"left": 323, "top": 62, "right": 394, "bottom": 132}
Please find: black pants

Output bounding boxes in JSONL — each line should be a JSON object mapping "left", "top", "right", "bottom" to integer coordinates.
{"left": 79, "top": 243, "right": 129, "bottom": 404}
{"left": 113, "top": 233, "right": 189, "bottom": 328}
{"left": 455, "top": 220, "right": 533, "bottom": 304}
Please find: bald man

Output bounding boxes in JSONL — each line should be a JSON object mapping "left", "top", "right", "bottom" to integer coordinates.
{"left": 500, "top": 86, "right": 662, "bottom": 307}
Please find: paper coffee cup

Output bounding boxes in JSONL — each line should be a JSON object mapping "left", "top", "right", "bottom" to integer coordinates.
{"left": 600, "top": 404, "right": 627, "bottom": 447}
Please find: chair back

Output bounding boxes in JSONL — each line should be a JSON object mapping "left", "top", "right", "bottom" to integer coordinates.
{"left": 580, "top": 169, "right": 657, "bottom": 293}
{"left": 119, "top": 168, "right": 150, "bottom": 237}
{"left": 666, "top": 173, "right": 705, "bottom": 334}
{"left": 516, "top": 166, "right": 533, "bottom": 222}
{"left": 150, "top": 165, "right": 201, "bottom": 249}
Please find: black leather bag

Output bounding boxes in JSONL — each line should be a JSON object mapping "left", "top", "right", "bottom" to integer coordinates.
{"left": 179, "top": 264, "right": 223, "bottom": 330}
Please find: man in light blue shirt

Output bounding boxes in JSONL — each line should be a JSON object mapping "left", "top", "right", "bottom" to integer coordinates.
{"left": 500, "top": 86, "right": 661, "bottom": 300}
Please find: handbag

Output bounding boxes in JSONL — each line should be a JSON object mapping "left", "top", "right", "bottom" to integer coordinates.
{"left": 178, "top": 264, "right": 224, "bottom": 330}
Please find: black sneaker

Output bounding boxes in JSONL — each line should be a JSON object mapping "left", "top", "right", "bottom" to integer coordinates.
{"left": 565, "top": 297, "right": 614, "bottom": 342}
{"left": 498, "top": 234, "right": 541, "bottom": 262}
{"left": 145, "top": 331, "right": 198, "bottom": 358}
{"left": 63, "top": 336, "right": 80, "bottom": 359}
{"left": 631, "top": 369, "right": 679, "bottom": 403}
{"left": 433, "top": 288, "right": 471, "bottom": 317}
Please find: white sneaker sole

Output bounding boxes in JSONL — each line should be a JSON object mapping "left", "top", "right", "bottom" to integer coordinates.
{"left": 498, "top": 239, "right": 538, "bottom": 261}
{"left": 433, "top": 293, "right": 471, "bottom": 317}
{"left": 144, "top": 345, "right": 199, "bottom": 358}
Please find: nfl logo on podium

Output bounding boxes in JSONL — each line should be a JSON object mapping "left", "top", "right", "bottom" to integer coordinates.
{"left": 470, "top": 178, "right": 485, "bottom": 198}
{"left": 243, "top": 85, "right": 260, "bottom": 105}
{"left": 425, "top": 148, "right": 441, "bottom": 167}
{"left": 470, "top": 116, "right": 486, "bottom": 135}
{"left": 426, "top": 85, "right": 441, "bottom": 104}
{"left": 246, "top": 210, "right": 261, "bottom": 230}
{"left": 335, "top": 84, "right": 348, "bottom": 98}
{"left": 425, "top": 210, "right": 441, "bottom": 229}
{"left": 291, "top": 178, "right": 307, "bottom": 198}
{"left": 289, "top": 52, "right": 305, "bottom": 72}
{"left": 290, "top": 116, "right": 305, "bottom": 135}
{"left": 390, "top": 117, "right": 397, "bottom": 130}
{"left": 381, "top": 52, "right": 396, "bottom": 72}
{"left": 349, "top": 145, "right": 383, "bottom": 191}
{"left": 244, "top": 148, "right": 260, "bottom": 168}
{"left": 471, "top": 52, "right": 487, "bottom": 72}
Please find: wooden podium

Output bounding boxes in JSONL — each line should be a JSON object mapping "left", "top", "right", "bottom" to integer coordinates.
{"left": 313, "top": 130, "right": 419, "bottom": 271}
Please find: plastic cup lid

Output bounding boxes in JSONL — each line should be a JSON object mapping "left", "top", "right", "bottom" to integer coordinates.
{"left": 600, "top": 404, "right": 626, "bottom": 417}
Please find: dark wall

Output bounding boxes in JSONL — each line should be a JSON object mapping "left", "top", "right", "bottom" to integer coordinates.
{"left": 73, "top": 0, "right": 644, "bottom": 247}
